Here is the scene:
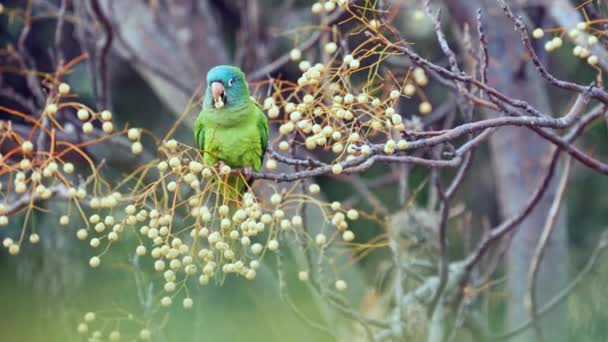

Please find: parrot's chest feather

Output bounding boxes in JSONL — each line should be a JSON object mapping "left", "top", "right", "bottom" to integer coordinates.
{"left": 203, "top": 124, "right": 261, "bottom": 169}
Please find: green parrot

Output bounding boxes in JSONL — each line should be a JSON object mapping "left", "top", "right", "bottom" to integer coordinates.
{"left": 194, "top": 65, "right": 269, "bottom": 202}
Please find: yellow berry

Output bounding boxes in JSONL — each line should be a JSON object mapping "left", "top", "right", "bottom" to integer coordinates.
{"left": 102, "top": 121, "right": 114, "bottom": 133}
{"left": 390, "top": 90, "right": 400, "bottom": 100}
{"left": 251, "top": 243, "right": 263, "bottom": 254}
{"left": 77, "top": 323, "right": 88, "bottom": 334}
{"left": 342, "top": 230, "right": 355, "bottom": 242}
{"left": 419, "top": 101, "right": 432, "bottom": 114}
{"left": 568, "top": 29, "right": 580, "bottom": 39}
{"left": 270, "top": 193, "right": 282, "bottom": 205}
{"left": 369, "top": 19, "right": 380, "bottom": 29}
{"left": 77, "top": 109, "right": 90, "bottom": 121}
{"left": 299, "top": 60, "right": 311, "bottom": 72}
{"left": 84, "top": 312, "right": 96, "bottom": 322}
{"left": 337, "top": 0, "right": 349, "bottom": 8}
{"left": 290, "top": 48, "right": 302, "bottom": 61}
{"left": 131, "top": 142, "right": 143, "bottom": 155}
{"left": 311, "top": 2, "right": 323, "bottom": 14}
{"left": 45, "top": 104, "right": 58, "bottom": 115}
{"left": 588, "top": 55, "right": 599, "bottom": 66}
{"left": 127, "top": 128, "right": 141, "bottom": 141}
{"left": 324, "top": 1, "right": 336, "bottom": 12}
{"left": 315, "top": 233, "right": 327, "bottom": 246}
{"left": 89, "top": 256, "right": 101, "bottom": 268}
{"left": 100, "top": 110, "right": 112, "bottom": 121}
{"left": 308, "top": 183, "right": 320, "bottom": 194}
{"left": 347, "top": 209, "right": 359, "bottom": 220}
{"left": 29, "top": 233, "right": 40, "bottom": 244}
{"left": 83, "top": 122, "right": 93, "bottom": 134}
{"left": 588, "top": 35, "right": 599, "bottom": 46}
{"left": 404, "top": 83, "right": 416, "bottom": 96}
{"left": 397, "top": 139, "right": 408, "bottom": 150}
{"left": 335, "top": 279, "right": 347, "bottom": 291}
{"left": 577, "top": 22, "right": 588, "bottom": 31}
{"left": 161, "top": 296, "right": 172, "bottom": 307}
{"left": 109, "top": 331, "right": 120, "bottom": 341}
{"left": 267, "top": 106, "right": 279, "bottom": 119}
{"left": 20, "top": 141, "right": 34, "bottom": 155}
{"left": 324, "top": 42, "right": 338, "bottom": 54}
{"left": 59, "top": 215, "right": 70, "bottom": 225}
{"left": 63, "top": 162, "right": 74, "bottom": 174}
{"left": 267, "top": 239, "right": 279, "bottom": 251}
{"left": 58, "top": 82, "right": 70, "bottom": 95}
{"left": 551, "top": 37, "right": 563, "bottom": 48}
{"left": 266, "top": 159, "right": 277, "bottom": 171}
{"left": 332, "top": 164, "right": 343, "bottom": 175}
{"left": 139, "top": 329, "right": 151, "bottom": 340}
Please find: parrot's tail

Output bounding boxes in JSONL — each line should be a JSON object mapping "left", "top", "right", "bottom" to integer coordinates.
{"left": 215, "top": 173, "right": 249, "bottom": 207}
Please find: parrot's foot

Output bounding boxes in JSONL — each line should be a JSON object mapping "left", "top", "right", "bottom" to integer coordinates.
{"left": 215, "top": 160, "right": 233, "bottom": 176}
{"left": 215, "top": 160, "right": 228, "bottom": 169}
{"left": 241, "top": 167, "right": 254, "bottom": 180}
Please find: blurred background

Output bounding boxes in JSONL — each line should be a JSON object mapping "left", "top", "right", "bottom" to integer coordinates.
{"left": 1, "top": 0, "right": 608, "bottom": 341}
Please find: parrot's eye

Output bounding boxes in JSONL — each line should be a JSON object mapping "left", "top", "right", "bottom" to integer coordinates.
{"left": 228, "top": 78, "right": 235, "bottom": 87}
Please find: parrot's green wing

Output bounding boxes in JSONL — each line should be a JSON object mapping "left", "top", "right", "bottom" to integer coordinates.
{"left": 255, "top": 105, "right": 269, "bottom": 170}
{"left": 194, "top": 113, "right": 205, "bottom": 151}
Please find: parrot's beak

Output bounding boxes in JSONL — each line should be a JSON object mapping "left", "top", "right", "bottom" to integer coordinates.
{"left": 211, "top": 81, "right": 225, "bottom": 109}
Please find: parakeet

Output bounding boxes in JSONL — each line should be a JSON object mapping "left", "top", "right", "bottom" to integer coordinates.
{"left": 194, "top": 65, "right": 269, "bottom": 202}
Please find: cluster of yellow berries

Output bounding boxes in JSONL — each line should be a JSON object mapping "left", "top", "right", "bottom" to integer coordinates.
{"left": 267, "top": 60, "right": 432, "bottom": 170}
{"left": 532, "top": 22, "right": 602, "bottom": 66}
{"left": 55, "top": 82, "right": 144, "bottom": 154}
{"left": 0, "top": 80, "right": 146, "bottom": 256}
{"left": 77, "top": 311, "right": 151, "bottom": 341}
{"left": 0, "top": 156, "right": 84, "bottom": 254}
{"left": 71, "top": 138, "right": 367, "bottom": 313}
{"left": 311, "top": 0, "right": 348, "bottom": 14}
{"left": 280, "top": 7, "right": 436, "bottom": 175}
{"left": 77, "top": 108, "right": 113, "bottom": 134}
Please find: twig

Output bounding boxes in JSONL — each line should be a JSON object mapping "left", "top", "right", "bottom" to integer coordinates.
{"left": 250, "top": 8, "right": 346, "bottom": 80}
{"left": 495, "top": 231, "right": 608, "bottom": 340}
{"left": 16, "top": 1, "right": 46, "bottom": 107}
{"left": 275, "top": 249, "right": 334, "bottom": 336}
{"left": 463, "top": 149, "right": 560, "bottom": 274}
{"left": 524, "top": 156, "right": 572, "bottom": 341}
{"left": 90, "top": 0, "right": 114, "bottom": 109}
{"left": 476, "top": 9, "right": 489, "bottom": 90}
{"left": 53, "top": 0, "right": 68, "bottom": 67}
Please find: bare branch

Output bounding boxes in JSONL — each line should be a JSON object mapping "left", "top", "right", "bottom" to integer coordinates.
{"left": 525, "top": 156, "right": 572, "bottom": 341}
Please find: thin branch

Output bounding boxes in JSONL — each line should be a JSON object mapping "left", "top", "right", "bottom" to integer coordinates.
{"left": 495, "top": 230, "right": 608, "bottom": 340}
{"left": 525, "top": 156, "right": 572, "bottom": 341}
{"left": 250, "top": 8, "right": 346, "bottom": 80}
{"left": 476, "top": 9, "right": 489, "bottom": 89}
{"left": 496, "top": 0, "right": 608, "bottom": 102}
{"left": 463, "top": 149, "right": 561, "bottom": 274}
{"left": 90, "top": 0, "right": 114, "bottom": 109}
{"left": 16, "top": 1, "right": 46, "bottom": 107}
{"left": 53, "top": 0, "right": 68, "bottom": 67}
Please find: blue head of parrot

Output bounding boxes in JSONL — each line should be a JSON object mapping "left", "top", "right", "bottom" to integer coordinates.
{"left": 204, "top": 65, "right": 250, "bottom": 110}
